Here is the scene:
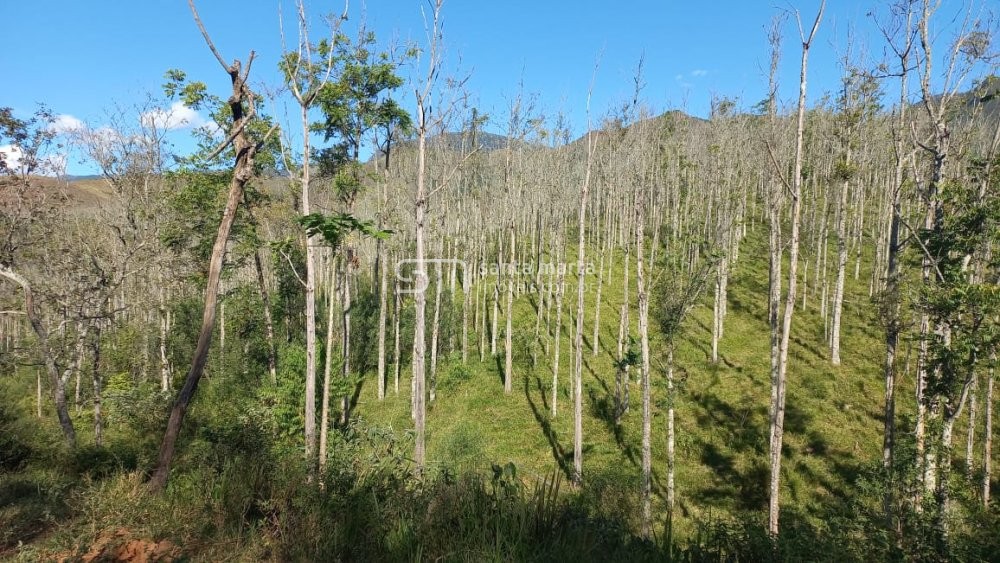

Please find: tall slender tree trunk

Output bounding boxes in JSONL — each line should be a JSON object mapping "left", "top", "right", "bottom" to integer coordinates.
{"left": 636, "top": 197, "right": 652, "bottom": 539}
{"left": 572, "top": 126, "right": 596, "bottom": 487}
{"left": 393, "top": 279, "right": 401, "bottom": 395}
{"left": 552, "top": 257, "right": 565, "bottom": 418}
{"left": 149, "top": 20, "right": 272, "bottom": 489}
{"left": 617, "top": 242, "right": 631, "bottom": 421}
{"left": 36, "top": 367, "right": 42, "bottom": 419}
{"left": 412, "top": 89, "right": 430, "bottom": 471}
{"left": 462, "top": 249, "right": 470, "bottom": 364}
{"left": 91, "top": 325, "right": 103, "bottom": 447}
{"left": 505, "top": 223, "right": 515, "bottom": 394}
{"left": 967, "top": 376, "right": 978, "bottom": 476}
{"left": 320, "top": 263, "right": 337, "bottom": 469}
{"left": 592, "top": 246, "right": 605, "bottom": 356}
{"left": 830, "top": 148, "right": 850, "bottom": 365}
{"left": 302, "top": 108, "right": 320, "bottom": 466}
{"left": 667, "top": 347, "right": 676, "bottom": 517}
{"left": 769, "top": 4, "right": 823, "bottom": 535}
{"left": 883, "top": 28, "right": 910, "bottom": 523}
{"left": 376, "top": 245, "right": 388, "bottom": 400}
{"left": 253, "top": 250, "right": 277, "bottom": 384}
{"left": 491, "top": 282, "right": 499, "bottom": 356}
{"left": 985, "top": 358, "right": 994, "bottom": 506}
{"left": 430, "top": 259, "right": 443, "bottom": 402}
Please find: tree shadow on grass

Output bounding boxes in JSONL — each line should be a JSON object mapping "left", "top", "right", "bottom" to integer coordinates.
{"left": 524, "top": 375, "right": 572, "bottom": 481}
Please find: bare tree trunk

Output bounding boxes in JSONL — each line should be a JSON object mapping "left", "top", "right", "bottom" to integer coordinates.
{"left": 592, "top": 246, "right": 605, "bottom": 356}
{"left": 939, "top": 374, "right": 975, "bottom": 530}
{"left": 36, "top": 367, "right": 42, "bottom": 418}
{"left": 572, "top": 121, "right": 596, "bottom": 487}
{"left": 505, "top": 223, "right": 515, "bottom": 394}
{"left": 340, "top": 256, "right": 352, "bottom": 425}
{"left": 636, "top": 197, "right": 652, "bottom": 539}
{"left": 301, "top": 124, "right": 320, "bottom": 466}
{"left": 319, "top": 263, "right": 337, "bottom": 469}
{"left": 462, "top": 250, "right": 470, "bottom": 364}
{"left": 75, "top": 365, "right": 81, "bottom": 414}
{"left": 159, "top": 286, "right": 172, "bottom": 390}
{"left": 552, "top": 256, "right": 565, "bottom": 418}
{"left": 92, "top": 325, "right": 103, "bottom": 447}
{"left": 830, "top": 152, "right": 850, "bottom": 365}
{"left": 479, "top": 268, "right": 486, "bottom": 362}
{"left": 491, "top": 282, "right": 499, "bottom": 356}
{"left": 967, "top": 375, "right": 978, "bottom": 477}
{"left": 712, "top": 260, "right": 723, "bottom": 364}
{"left": 2, "top": 269, "right": 77, "bottom": 448}
{"left": 219, "top": 299, "right": 225, "bottom": 373}
{"left": 377, "top": 193, "right": 389, "bottom": 399}
{"left": 430, "top": 258, "right": 442, "bottom": 402}
{"left": 769, "top": 4, "right": 823, "bottom": 535}
{"left": 393, "top": 279, "right": 401, "bottom": 395}
{"left": 253, "top": 250, "right": 277, "bottom": 384}
{"left": 882, "top": 17, "right": 911, "bottom": 522}
{"left": 985, "top": 358, "right": 994, "bottom": 506}
{"left": 617, "top": 244, "right": 631, "bottom": 421}
{"left": 149, "top": 10, "right": 273, "bottom": 489}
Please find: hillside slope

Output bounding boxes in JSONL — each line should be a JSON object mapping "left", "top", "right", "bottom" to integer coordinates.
{"left": 352, "top": 230, "right": 893, "bottom": 535}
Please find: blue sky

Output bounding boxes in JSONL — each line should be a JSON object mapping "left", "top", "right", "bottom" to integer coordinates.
{"left": 1, "top": 1, "right": 991, "bottom": 174}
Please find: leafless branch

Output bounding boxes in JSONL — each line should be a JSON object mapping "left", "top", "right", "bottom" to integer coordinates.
{"left": 188, "top": 0, "right": 231, "bottom": 73}
{"left": 896, "top": 213, "right": 946, "bottom": 283}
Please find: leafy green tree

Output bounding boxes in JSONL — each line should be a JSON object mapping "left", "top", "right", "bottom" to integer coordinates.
{"left": 916, "top": 172, "right": 1000, "bottom": 530}
{"left": 313, "top": 30, "right": 410, "bottom": 206}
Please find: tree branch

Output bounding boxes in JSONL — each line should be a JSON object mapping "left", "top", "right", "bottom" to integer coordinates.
{"left": 896, "top": 212, "right": 946, "bottom": 284}
{"left": 188, "top": 0, "right": 232, "bottom": 73}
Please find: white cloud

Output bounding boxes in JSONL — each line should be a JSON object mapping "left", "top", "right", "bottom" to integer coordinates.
{"left": 0, "top": 144, "right": 22, "bottom": 171}
{"left": 691, "top": 69, "right": 708, "bottom": 77}
{"left": 0, "top": 144, "right": 66, "bottom": 176}
{"left": 48, "top": 114, "right": 85, "bottom": 134}
{"left": 140, "top": 101, "right": 208, "bottom": 130}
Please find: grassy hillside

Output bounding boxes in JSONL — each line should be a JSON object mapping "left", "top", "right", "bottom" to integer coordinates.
{"left": 352, "top": 230, "right": 892, "bottom": 536}
{"left": 2, "top": 228, "right": 984, "bottom": 561}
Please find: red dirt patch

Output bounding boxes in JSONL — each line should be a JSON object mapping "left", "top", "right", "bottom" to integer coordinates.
{"left": 58, "top": 528, "right": 180, "bottom": 562}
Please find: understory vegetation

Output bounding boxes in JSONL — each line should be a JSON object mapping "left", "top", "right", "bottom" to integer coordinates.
{"left": 3, "top": 0, "right": 1000, "bottom": 561}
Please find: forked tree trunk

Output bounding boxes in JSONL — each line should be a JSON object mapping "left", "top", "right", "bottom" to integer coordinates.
{"left": 769, "top": 3, "right": 823, "bottom": 534}
{"left": 882, "top": 21, "right": 910, "bottom": 523}
{"left": 149, "top": 9, "right": 273, "bottom": 489}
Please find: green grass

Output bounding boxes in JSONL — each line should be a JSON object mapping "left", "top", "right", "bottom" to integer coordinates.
{"left": 353, "top": 229, "right": 892, "bottom": 537}
{"left": 2, "top": 227, "right": 988, "bottom": 561}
